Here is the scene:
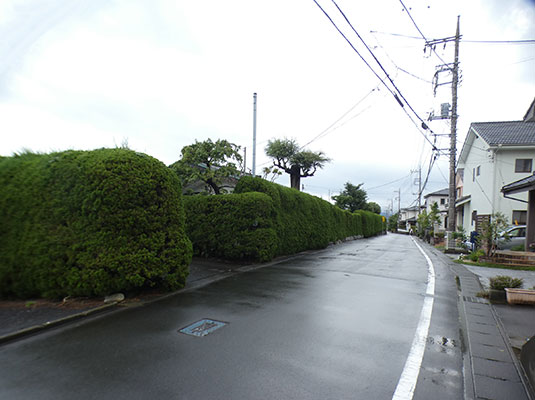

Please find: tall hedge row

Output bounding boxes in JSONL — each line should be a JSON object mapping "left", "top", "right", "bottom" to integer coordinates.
{"left": 183, "top": 192, "right": 278, "bottom": 262}
{"left": 355, "top": 210, "right": 385, "bottom": 238}
{"left": 235, "top": 177, "right": 371, "bottom": 255}
{"left": 0, "top": 149, "right": 192, "bottom": 299}
{"left": 182, "top": 176, "right": 384, "bottom": 262}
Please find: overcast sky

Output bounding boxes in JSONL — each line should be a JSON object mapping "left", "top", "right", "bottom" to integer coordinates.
{"left": 1, "top": 0, "right": 534, "bottom": 212}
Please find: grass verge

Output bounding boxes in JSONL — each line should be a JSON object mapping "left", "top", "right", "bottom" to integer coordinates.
{"left": 453, "top": 259, "right": 535, "bottom": 271}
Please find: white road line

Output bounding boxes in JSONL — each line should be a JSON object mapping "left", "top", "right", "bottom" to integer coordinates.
{"left": 392, "top": 237, "right": 436, "bottom": 400}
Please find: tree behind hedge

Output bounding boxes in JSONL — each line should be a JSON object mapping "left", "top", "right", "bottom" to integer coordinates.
{"left": 0, "top": 149, "right": 192, "bottom": 299}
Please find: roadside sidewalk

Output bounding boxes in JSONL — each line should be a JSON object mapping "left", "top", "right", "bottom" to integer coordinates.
{"left": 432, "top": 245, "right": 535, "bottom": 400}
{"left": 0, "top": 257, "right": 251, "bottom": 344}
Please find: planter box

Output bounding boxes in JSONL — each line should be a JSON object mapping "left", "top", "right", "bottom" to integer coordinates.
{"left": 505, "top": 288, "right": 535, "bottom": 305}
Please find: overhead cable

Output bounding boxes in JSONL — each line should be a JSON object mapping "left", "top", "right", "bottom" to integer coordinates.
{"left": 312, "top": 0, "right": 438, "bottom": 151}
{"left": 311, "top": 0, "right": 399, "bottom": 100}
{"left": 331, "top": 0, "right": 434, "bottom": 131}
{"left": 300, "top": 87, "right": 377, "bottom": 149}
{"left": 398, "top": 0, "right": 450, "bottom": 66}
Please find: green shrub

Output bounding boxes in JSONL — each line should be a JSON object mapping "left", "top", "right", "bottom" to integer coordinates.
{"left": 182, "top": 177, "right": 385, "bottom": 262}
{"left": 354, "top": 210, "right": 383, "bottom": 238}
{"left": 469, "top": 249, "right": 486, "bottom": 262}
{"left": 489, "top": 275, "right": 523, "bottom": 291}
{"left": 510, "top": 244, "right": 525, "bottom": 252}
{"left": 183, "top": 192, "right": 278, "bottom": 262}
{"left": 235, "top": 177, "right": 382, "bottom": 256}
{"left": 435, "top": 232, "right": 445, "bottom": 240}
{"left": 0, "top": 149, "right": 192, "bottom": 299}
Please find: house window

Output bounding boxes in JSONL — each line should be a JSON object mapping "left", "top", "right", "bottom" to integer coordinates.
{"left": 515, "top": 159, "right": 532, "bottom": 173}
{"left": 472, "top": 168, "right": 475, "bottom": 182}
{"left": 476, "top": 166, "right": 480, "bottom": 176}
{"left": 512, "top": 210, "right": 527, "bottom": 225}
{"left": 440, "top": 198, "right": 445, "bottom": 205}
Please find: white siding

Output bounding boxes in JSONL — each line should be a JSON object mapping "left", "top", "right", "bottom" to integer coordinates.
{"left": 457, "top": 136, "right": 533, "bottom": 231}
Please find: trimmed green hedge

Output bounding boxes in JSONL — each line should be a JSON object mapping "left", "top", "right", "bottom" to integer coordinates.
{"left": 235, "top": 177, "right": 371, "bottom": 255}
{"left": 183, "top": 192, "right": 278, "bottom": 262}
{"left": 0, "top": 149, "right": 192, "bottom": 299}
{"left": 355, "top": 209, "right": 385, "bottom": 238}
{"left": 182, "top": 176, "right": 384, "bottom": 261}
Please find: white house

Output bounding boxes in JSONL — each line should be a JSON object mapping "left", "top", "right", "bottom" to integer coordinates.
{"left": 455, "top": 98, "right": 535, "bottom": 233}
{"left": 423, "top": 188, "right": 449, "bottom": 231}
{"left": 399, "top": 205, "right": 421, "bottom": 231}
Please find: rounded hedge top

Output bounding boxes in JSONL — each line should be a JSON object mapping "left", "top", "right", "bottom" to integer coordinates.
{"left": 0, "top": 148, "right": 192, "bottom": 299}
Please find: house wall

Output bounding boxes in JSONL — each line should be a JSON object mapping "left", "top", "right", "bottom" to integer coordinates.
{"left": 492, "top": 148, "right": 532, "bottom": 220}
{"left": 458, "top": 141, "right": 533, "bottom": 230}
{"left": 399, "top": 207, "right": 419, "bottom": 228}
{"left": 425, "top": 195, "right": 448, "bottom": 230}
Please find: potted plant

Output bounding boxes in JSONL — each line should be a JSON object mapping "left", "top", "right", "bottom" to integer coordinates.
{"left": 488, "top": 275, "right": 523, "bottom": 304}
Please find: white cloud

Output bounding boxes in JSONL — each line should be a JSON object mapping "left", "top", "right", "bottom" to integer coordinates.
{"left": 0, "top": 0, "right": 533, "bottom": 207}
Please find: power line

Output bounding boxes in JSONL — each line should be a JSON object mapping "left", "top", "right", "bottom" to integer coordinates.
{"left": 312, "top": 0, "right": 438, "bottom": 151}
{"left": 331, "top": 0, "right": 434, "bottom": 130}
{"left": 370, "top": 30, "right": 420, "bottom": 40}
{"left": 398, "top": 0, "right": 426, "bottom": 40}
{"left": 463, "top": 39, "right": 535, "bottom": 44}
{"left": 300, "top": 87, "right": 377, "bottom": 149}
{"left": 370, "top": 30, "right": 535, "bottom": 44}
{"left": 311, "top": 0, "right": 399, "bottom": 100}
{"left": 398, "top": 0, "right": 450, "bottom": 66}
{"left": 397, "top": 66, "right": 432, "bottom": 83}
{"left": 365, "top": 173, "right": 412, "bottom": 191}
{"left": 370, "top": 35, "right": 430, "bottom": 86}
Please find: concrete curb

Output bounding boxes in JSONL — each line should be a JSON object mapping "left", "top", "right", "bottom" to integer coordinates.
{"left": 0, "top": 302, "right": 120, "bottom": 345}
{"left": 0, "top": 251, "right": 311, "bottom": 347}
{"left": 522, "top": 336, "right": 535, "bottom": 394}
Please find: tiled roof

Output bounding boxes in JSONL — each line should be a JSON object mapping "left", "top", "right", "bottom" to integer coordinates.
{"left": 471, "top": 121, "right": 535, "bottom": 146}
{"left": 424, "top": 188, "right": 449, "bottom": 198}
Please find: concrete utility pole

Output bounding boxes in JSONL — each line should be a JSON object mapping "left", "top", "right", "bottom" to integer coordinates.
{"left": 427, "top": 17, "right": 461, "bottom": 249}
{"left": 411, "top": 167, "right": 422, "bottom": 215}
{"left": 447, "top": 16, "right": 460, "bottom": 249}
{"left": 243, "top": 147, "right": 247, "bottom": 174}
{"left": 252, "top": 93, "right": 257, "bottom": 177}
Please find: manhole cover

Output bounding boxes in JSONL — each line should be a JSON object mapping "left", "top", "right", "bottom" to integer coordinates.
{"left": 179, "top": 319, "right": 227, "bottom": 337}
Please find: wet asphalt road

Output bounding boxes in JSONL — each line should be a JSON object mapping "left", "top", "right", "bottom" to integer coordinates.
{"left": 0, "top": 234, "right": 463, "bottom": 399}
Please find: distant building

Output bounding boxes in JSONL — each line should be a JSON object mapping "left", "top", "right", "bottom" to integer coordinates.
{"left": 424, "top": 188, "right": 449, "bottom": 231}
{"left": 399, "top": 206, "right": 422, "bottom": 231}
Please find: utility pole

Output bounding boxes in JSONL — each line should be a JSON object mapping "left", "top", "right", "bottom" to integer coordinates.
{"left": 243, "top": 147, "right": 247, "bottom": 174}
{"left": 447, "top": 16, "right": 460, "bottom": 249}
{"left": 411, "top": 166, "right": 422, "bottom": 215}
{"left": 394, "top": 188, "right": 401, "bottom": 229}
{"left": 252, "top": 93, "right": 257, "bottom": 177}
{"left": 395, "top": 189, "right": 401, "bottom": 214}
{"left": 427, "top": 17, "right": 460, "bottom": 249}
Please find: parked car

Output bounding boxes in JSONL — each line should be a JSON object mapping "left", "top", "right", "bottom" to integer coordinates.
{"left": 497, "top": 225, "right": 526, "bottom": 250}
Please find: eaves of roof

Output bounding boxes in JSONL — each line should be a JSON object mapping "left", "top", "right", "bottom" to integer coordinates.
{"left": 501, "top": 173, "right": 535, "bottom": 195}
{"left": 455, "top": 194, "right": 471, "bottom": 207}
